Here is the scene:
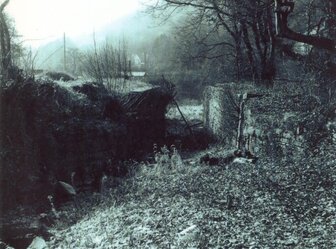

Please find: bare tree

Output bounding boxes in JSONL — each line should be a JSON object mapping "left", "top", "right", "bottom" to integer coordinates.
{"left": 148, "top": 0, "right": 277, "bottom": 86}
{"left": 0, "top": 0, "right": 12, "bottom": 79}
{"left": 81, "top": 38, "right": 131, "bottom": 91}
{"left": 20, "top": 47, "right": 38, "bottom": 79}
{"left": 237, "top": 0, "right": 276, "bottom": 87}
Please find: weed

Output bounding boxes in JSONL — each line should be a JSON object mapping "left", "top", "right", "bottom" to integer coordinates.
{"left": 47, "top": 195, "right": 59, "bottom": 219}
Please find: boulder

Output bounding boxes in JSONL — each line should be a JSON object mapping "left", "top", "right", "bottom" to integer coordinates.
{"left": 27, "top": 236, "right": 47, "bottom": 249}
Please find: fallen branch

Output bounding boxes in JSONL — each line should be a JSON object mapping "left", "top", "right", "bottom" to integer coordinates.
{"left": 173, "top": 99, "right": 194, "bottom": 137}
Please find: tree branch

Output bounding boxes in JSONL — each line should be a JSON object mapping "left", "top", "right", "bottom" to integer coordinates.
{"left": 0, "top": 0, "right": 9, "bottom": 12}
{"left": 274, "top": 0, "right": 336, "bottom": 51}
{"left": 281, "top": 27, "right": 336, "bottom": 51}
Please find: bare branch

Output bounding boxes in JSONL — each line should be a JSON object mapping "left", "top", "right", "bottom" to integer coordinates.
{"left": 0, "top": 0, "right": 9, "bottom": 12}
{"left": 274, "top": 0, "right": 336, "bottom": 51}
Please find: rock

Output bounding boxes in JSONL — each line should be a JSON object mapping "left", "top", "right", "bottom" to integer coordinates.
{"left": 177, "top": 225, "right": 200, "bottom": 244}
{"left": 0, "top": 241, "right": 14, "bottom": 249}
{"left": 53, "top": 181, "right": 76, "bottom": 207}
{"left": 27, "top": 236, "right": 48, "bottom": 249}
{"left": 0, "top": 213, "right": 53, "bottom": 248}
{"left": 58, "top": 181, "right": 76, "bottom": 196}
{"left": 233, "top": 157, "right": 253, "bottom": 164}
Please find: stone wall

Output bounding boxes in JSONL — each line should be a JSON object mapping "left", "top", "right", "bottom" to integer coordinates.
{"left": 203, "top": 83, "right": 330, "bottom": 156}
{"left": 203, "top": 83, "right": 256, "bottom": 146}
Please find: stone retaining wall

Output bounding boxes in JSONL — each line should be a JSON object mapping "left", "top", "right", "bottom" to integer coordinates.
{"left": 203, "top": 83, "right": 327, "bottom": 156}
{"left": 203, "top": 83, "right": 255, "bottom": 145}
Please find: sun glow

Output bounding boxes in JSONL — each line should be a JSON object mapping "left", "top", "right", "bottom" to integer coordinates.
{"left": 6, "top": 0, "right": 141, "bottom": 46}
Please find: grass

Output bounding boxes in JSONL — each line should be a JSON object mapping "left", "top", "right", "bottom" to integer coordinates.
{"left": 46, "top": 146, "right": 336, "bottom": 248}
{"left": 166, "top": 99, "right": 203, "bottom": 121}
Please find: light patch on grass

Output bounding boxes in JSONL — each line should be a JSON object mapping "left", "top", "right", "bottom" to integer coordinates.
{"left": 166, "top": 102, "right": 203, "bottom": 121}
{"left": 38, "top": 73, "right": 153, "bottom": 94}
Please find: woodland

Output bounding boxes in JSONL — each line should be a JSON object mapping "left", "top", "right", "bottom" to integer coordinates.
{"left": 0, "top": 0, "right": 335, "bottom": 248}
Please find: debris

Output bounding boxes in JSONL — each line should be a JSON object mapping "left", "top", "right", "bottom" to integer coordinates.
{"left": 200, "top": 154, "right": 220, "bottom": 165}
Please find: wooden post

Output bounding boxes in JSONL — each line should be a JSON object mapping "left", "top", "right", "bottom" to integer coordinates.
{"left": 63, "top": 32, "right": 66, "bottom": 72}
{"left": 247, "top": 134, "right": 251, "bottom": 152}
{"left": 236, "top": 93, "right": 247, "bottom": 151}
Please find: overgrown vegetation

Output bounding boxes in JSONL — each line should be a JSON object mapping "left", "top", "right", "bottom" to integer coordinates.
{"left": 0, "top": 79, "right": 175, "bottom": 213}
{"left": 80, "top": 39, "right": 132, "bottom": 92}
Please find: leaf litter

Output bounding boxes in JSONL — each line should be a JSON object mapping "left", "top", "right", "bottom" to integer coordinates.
{"left": 47, "top": 150, "right": 336, "bottom": 248}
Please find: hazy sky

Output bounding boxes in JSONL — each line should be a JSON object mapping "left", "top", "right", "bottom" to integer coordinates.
{"left": 6, "top": 0, "right": 143, "bottom": 47}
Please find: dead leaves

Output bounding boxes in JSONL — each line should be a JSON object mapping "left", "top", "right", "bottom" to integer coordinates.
{"left": 47, "top": 151, "right": 336, "bottom": 248}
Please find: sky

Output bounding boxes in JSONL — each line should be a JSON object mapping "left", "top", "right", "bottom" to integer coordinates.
{"left": 6, "top": 0, "right": 143, "bottom": 47}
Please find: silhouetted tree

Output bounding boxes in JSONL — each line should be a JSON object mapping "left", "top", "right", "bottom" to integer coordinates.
{"left": 0, "top": 0, "right": 12, "bottom": 80}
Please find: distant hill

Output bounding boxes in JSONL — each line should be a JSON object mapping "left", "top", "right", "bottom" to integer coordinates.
{"left": 33, "top": 12, "right": 178, "bottom": 73}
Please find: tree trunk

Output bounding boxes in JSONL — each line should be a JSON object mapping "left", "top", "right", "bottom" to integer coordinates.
{"left": 239, "top": 1, "right": 276, "bottom": 87}
{"left": 234, "top": 40, "right": 243, "bottom": 82}
{"left": 241, "top": 21, "right": 257, "bottom": 81}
